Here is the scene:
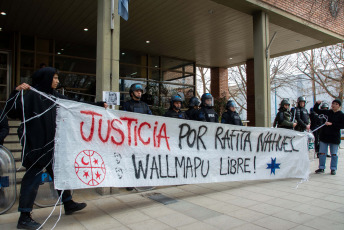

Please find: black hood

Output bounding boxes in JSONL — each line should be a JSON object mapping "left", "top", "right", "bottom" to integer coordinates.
{"left": 33, "top": 67, "right": 57, "bottom": 94}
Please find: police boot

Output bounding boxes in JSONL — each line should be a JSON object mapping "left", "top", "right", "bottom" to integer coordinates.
{"left": 17, "top": 212, "right": 41, "bottom": 229}
{"left": 64, "top": 200, "right": 87, "bottom": 215}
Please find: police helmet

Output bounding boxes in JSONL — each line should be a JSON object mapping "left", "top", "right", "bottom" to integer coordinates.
{"left": 280, "top": 99, "right": 290, "bottom": 107}
{"left": 226, "top": 100, "right": 237, "bottom": 109}
{"left": 321, "top": 102, "right": 329, "bottom": 109}
{"left": 129, "top": 83, "right": 144, "bottom": 98}
{"left": 201, "top": 93, "right": 213, "bottom": 106}
{"left": 297, "top": 96, "right": 306, "bottom": 103}
{"left": 170, "top": 95, "right": 183, "bottom": 110}
{"left": 188, "top": 97, "right": 200, "bottom": 107}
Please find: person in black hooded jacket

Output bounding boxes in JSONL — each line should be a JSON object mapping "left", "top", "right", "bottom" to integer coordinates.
{"left": 314, "top": 99, "right": 344, "bottom": 175}
{"left": 6, "top": 67, "right": 107, "bottom": 229}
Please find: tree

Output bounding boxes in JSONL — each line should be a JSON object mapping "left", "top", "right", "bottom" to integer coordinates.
{"left": 196, "top": 67, "right": 210, "bottom": 98}
{"left": 227, "top": 55, "right": 298, "bottom": 115}
{"left": 296, "top": 43, "right": 344, "bottom": 101}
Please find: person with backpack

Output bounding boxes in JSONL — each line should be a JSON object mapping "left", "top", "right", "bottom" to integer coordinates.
{"left": 273, "top": 99, "right": 297, "bottom": 129}
{"left": 314, "top": 99, "right": 344, "bottom": 175}
{"left": 293, "top": 96, "right": 310, "bottom": 132}
{"left": 221, "top": 100, "right": 243, "bottom": 126}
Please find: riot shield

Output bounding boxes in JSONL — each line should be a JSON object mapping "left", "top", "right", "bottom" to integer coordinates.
{"left": 34, "top": 171, "right": 73, "bottom": 207}
{"left": 0, "top": 146, "right": 16, "bottom": 215}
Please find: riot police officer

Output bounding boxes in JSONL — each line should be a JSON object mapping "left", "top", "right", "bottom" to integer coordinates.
{"left": 122, "top": 83, "right": 152, "bottom": 115}
{"left": 221, "top": 100, "right": 243, "bottom": 126}
{"left": 185, "top": 96, "right": 200, "bottom": 121}
{"left": 293, "top": 96, "right": 310, "bottom": 132}
{"left": 164, "top": 95, "right": 187, "bottom": 119}
{"left": 121, "top": 83, "right": 151, "bottom": 191}
{"left": 197, "top": 93, "right": 218, "bottom": 123}
{"left": 273, "top": 99, "right": 297, "bottom": 129}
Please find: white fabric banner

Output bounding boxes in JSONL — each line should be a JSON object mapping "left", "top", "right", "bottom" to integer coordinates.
{"left": 54, "top": 99, "right": 310, "bottom": 190}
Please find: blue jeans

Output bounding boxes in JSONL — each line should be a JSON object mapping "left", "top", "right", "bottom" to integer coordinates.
{"left": 318, "top": 141, "right": 339, "bottom": 171}
{"left": 18, "top": 164, "right": 72, "bottom": 212}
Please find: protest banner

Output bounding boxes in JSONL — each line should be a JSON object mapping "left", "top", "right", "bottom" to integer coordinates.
{"left": 54, "top": 99, "right": 309, "bottom": 190}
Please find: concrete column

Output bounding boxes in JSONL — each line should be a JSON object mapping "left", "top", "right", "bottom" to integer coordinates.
{"left": 95, "top": 0, "right": 120, "bottom": 195}
{"left": 210, "top": 67, "right": 229, "bottom": 99}
{"left": 253, "top": 11, "right": 271, "bottom": 127}
{"left": 246, "top": 59, "right": 255, "bottom": 126}
{"left": 96, "top": 0, "right": 120, "bottom": 101}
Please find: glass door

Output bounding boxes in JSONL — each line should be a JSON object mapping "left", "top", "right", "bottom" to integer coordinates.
{"left": 0, "top": 52, "right": 10, "bottom": 108}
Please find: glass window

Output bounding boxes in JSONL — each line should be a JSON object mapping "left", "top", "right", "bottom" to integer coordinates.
{"left": 120, "top": 51, "right": 147, "bottom": 66}
{"left": 148, "top": 55, "right": 159, "bottom": 68}
{"left": 0, "top": 69, "right": 7, "bottom": 85}
{"left": 148, "top": 68, "right": 160, "bottom": 81}
{"left": 20, "top": 69, "right": 34, "bottom": 84}
{"left": 55, "top": 41, "right": 96, "bottom": 59}
{"left": 37, "top": 38, "right": 53, "bottom": 53}
{"left": 21, "top": 35, "right": 35, "bottom": 50}
{"left": 36, "top": 54, "right": 53, "bottom": 69}
{"left": 58, "top": 73, "right": 96, "bottom": 93}
{"left": 160, "top": 84, "right": 195, "bottom": 109}
{"left": 120, "top": 64, "right": 147, "bottom": 79}
{"left": 0, "top": 32, "right": 12, "bottom": 50}
{"left": 20, "top": 52, "right": 34, "bottom": 68}
{"left": 55, "top": 56, "right": 96, "bottom": 74}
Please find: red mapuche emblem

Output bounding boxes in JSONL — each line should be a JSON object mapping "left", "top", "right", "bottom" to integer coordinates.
{"left": 74, "top": 150, "right": 106, "bottom": 186}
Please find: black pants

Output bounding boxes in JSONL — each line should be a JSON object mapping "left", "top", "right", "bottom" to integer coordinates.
{"left": 18, "top": 164, "right": 72, "bottom": 212}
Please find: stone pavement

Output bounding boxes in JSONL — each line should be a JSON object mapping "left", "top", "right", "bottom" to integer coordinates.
{"left": 1, "top": 152, "right": 344, "bottom": 230}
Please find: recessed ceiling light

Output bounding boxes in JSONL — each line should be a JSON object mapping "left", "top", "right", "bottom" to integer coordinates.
{"left": 155, "top": 65, "right": 158, "bottom": 68}
{"left": 84, "top": 28, "right": 88, "bottom": 31}
{"left": 146, "top": 40, "right": 150, "bottom": 44}
{"left": 121, "top": 52, "right": 125, "bottom": 55}
{"left": 229, "top": 57, "right": 233, "bottom": 60}
{"left": 61, "top": 48, "right": 64, "bottom": 51}
{"left": 0, "top": 28, "right": 2, "bottom": 31}
{"left": 0, "top": 12, "right": 6, "bottom": 16}
{"left": 57, "top": 52, "right": 61, "bottom": 55}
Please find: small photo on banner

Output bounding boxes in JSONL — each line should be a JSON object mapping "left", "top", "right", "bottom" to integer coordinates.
{"left": 102, "top": 91, "right": 120, "bottom": 105}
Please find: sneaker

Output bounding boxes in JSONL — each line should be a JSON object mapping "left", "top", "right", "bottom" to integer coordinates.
{"left": 17, "top": 212, "right": 41, "bottom": 229}
{"left": 64, "top": 200, "right": 87, "bottom": 215}
{"left": 331, "top": 170, "right": 336, "bottom": 175}
{"left": 315, "top": 169, "right": 324, "bottom": 174}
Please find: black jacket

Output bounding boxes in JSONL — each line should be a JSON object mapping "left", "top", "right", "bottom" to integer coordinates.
{"left": 6, "top": 67, "right": 104, "bottom": 169}
{"left": 164, "top": 109, "right": 188, "bottom": 119}
{"left": 185, "top": 108, "right": 199, "bottom": 121}
{"left": 122, "top": 99, "right": 152, "bottom": 115}
{"left": 0, "top": 109, "right": 9, "bottom": 145}
{"left": 221, "top": 110, "right": 243, "bottom": 126}
{"left": 197, "top": 106, "right": 219, "bottom": 123}
{"left": 273, "top": 107, "right": 294, "bottom": 129}
{"left": 293, "top": 106, "right": 310, "bottom": 132}
{"left": 313, "top": 103, "right": 344, "bottom": 144}
{"left": 309, "top": 110, "right": 321, "bottom": 130}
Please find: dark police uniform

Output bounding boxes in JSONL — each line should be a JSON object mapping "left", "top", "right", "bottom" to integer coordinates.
{"left": 221, "top": 110, "right": 243, "bottom": 126}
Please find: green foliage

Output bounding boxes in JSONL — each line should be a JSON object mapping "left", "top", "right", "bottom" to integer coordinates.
{"left": 214, "top": 96, "right": 227, "bottom": 119}
{"left": 151, "top": 106, "right": 166, "bottom": 116}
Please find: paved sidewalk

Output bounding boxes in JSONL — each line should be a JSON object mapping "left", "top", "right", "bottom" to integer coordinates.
{"left": 1, "top": 153, "right": 344, "bottom": 230}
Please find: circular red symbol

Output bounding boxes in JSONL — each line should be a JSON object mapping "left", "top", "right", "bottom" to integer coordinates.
{"left": 74, "top": 150, "right": 106, "bottom": 186}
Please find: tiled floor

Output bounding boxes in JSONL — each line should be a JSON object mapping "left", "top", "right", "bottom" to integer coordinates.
{"left": 1, "top": 152, "right": 344, "bottom": 230}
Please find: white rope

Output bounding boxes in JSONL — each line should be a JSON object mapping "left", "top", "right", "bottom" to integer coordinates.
{"left": 21, "top": 90, "right": 26, "bottom": 166}
{"left": 0, "top": 90, "right": 21, "bottom": 123}
{"left": 37, "top": 190, "right": 64, "bottom": 230}
{"left": 311, "top": 114, "right": 328, "bottom": 133}
{"left": 51, "top": 191, "right": 64, "bottom": 230}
